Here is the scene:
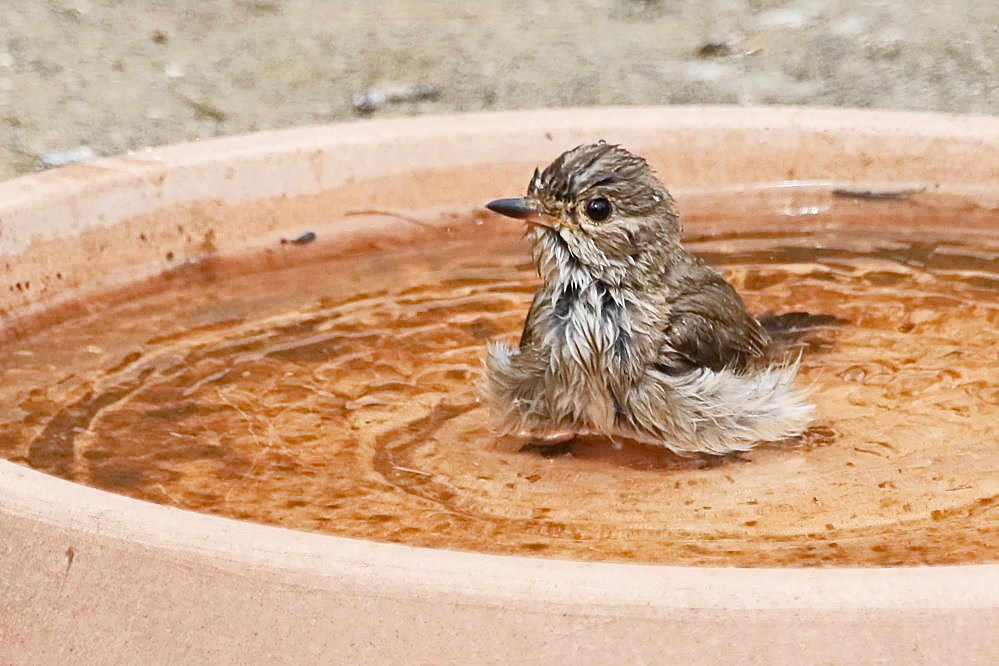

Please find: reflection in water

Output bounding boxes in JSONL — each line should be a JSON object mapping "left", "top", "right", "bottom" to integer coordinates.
{"left": 3, "top": 188, "right": 999, "bottom": 567}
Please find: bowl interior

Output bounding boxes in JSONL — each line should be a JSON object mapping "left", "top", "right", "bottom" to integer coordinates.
{"left": 3, "top": 108, "right": 999, "bottom": 567}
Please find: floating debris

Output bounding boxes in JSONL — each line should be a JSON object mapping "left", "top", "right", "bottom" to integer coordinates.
{"left": 281, "top": 231, "right": 316, "bottom": 245}
{"left": 352, "top": 84, "right": 441, "bottom": 115}
{"left": 832, "top": 187, "right": 925, "bottom": 200}
{"left": 40, "top": 145, "right": 96, "bottom": 169}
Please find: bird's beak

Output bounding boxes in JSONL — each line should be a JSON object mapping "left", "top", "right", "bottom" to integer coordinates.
{"left": 485, "top": 197, "right": 556, "bottom": 229}
{"left": 486, "top": 197, "right": 535, "bottom": 219}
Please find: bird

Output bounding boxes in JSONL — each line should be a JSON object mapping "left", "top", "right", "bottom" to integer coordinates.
{"left": 480, "top": 141, "right": 813, "bottom": 456}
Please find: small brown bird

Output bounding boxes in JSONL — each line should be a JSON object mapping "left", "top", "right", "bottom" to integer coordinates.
{"left": 482, "top": 142, "right": 812, "bottom": 456}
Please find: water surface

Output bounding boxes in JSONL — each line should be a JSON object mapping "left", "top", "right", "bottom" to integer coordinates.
{"left": 3, "top": 187, "right": 999, "bottom": 566}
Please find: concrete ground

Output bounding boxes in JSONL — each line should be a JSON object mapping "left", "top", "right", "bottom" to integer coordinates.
{"left": 1, "top": 0, "right": 998, "bottom": 181}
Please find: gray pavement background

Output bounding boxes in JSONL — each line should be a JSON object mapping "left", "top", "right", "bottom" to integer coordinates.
{"left": 2, "top": 0, "right": 998, "bottom": 181}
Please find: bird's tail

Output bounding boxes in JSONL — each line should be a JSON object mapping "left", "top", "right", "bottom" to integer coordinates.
{"left": 628, "top": 360, "right": 814, "bottom": 456}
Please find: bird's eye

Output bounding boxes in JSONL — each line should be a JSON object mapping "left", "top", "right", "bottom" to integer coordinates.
{"left": 584, "top": 197, "right": 612, "bottom": 222}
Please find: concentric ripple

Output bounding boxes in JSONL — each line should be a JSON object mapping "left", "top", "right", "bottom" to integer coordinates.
{"left": 4, "top": 189, "right": 999, "bottom": 566}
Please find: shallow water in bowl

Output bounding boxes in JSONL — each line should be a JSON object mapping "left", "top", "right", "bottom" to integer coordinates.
{"left": 3, "top": 187, "right": 999, "bottom": 567}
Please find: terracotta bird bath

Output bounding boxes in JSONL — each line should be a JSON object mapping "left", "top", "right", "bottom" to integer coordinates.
{"left": 3, "top": 107, "right": 999, "bottom": 663}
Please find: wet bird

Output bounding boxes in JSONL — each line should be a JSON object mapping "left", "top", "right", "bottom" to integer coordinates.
{"left": 481, "top": 142, "right": 812, "bottom": 456}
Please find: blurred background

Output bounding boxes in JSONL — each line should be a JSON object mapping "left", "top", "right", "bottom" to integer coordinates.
{"left": 1, "top": 0, "right": 997, "bottom": 181}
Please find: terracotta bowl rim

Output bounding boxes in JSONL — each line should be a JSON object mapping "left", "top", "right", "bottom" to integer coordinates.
{"left": 4, "top": 105, "right": 999, "bottom": 611}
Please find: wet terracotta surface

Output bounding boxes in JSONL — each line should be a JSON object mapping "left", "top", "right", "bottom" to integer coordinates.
{"left": 3, "top": 186, "right": 999, "bottom": 567}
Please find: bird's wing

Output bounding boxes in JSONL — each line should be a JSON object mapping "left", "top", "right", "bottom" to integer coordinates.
{"left": 518, "top": 288, "right": 550, "bottom": 349}
{"left": 657, "top": 269, "right": 769, "bottom": 374}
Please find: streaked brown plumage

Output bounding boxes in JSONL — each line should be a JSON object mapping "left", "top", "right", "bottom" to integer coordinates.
{"left": 481, "top": 142, "right": 812, "bottom": 455}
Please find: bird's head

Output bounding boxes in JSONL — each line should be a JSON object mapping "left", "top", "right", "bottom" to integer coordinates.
{"left": 486, "top": 142, "right": 681, "bottom": 286}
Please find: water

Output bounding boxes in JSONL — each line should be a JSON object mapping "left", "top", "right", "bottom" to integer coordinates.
{"left": 3, "top": 186, "right": 999, "bottom": 567}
